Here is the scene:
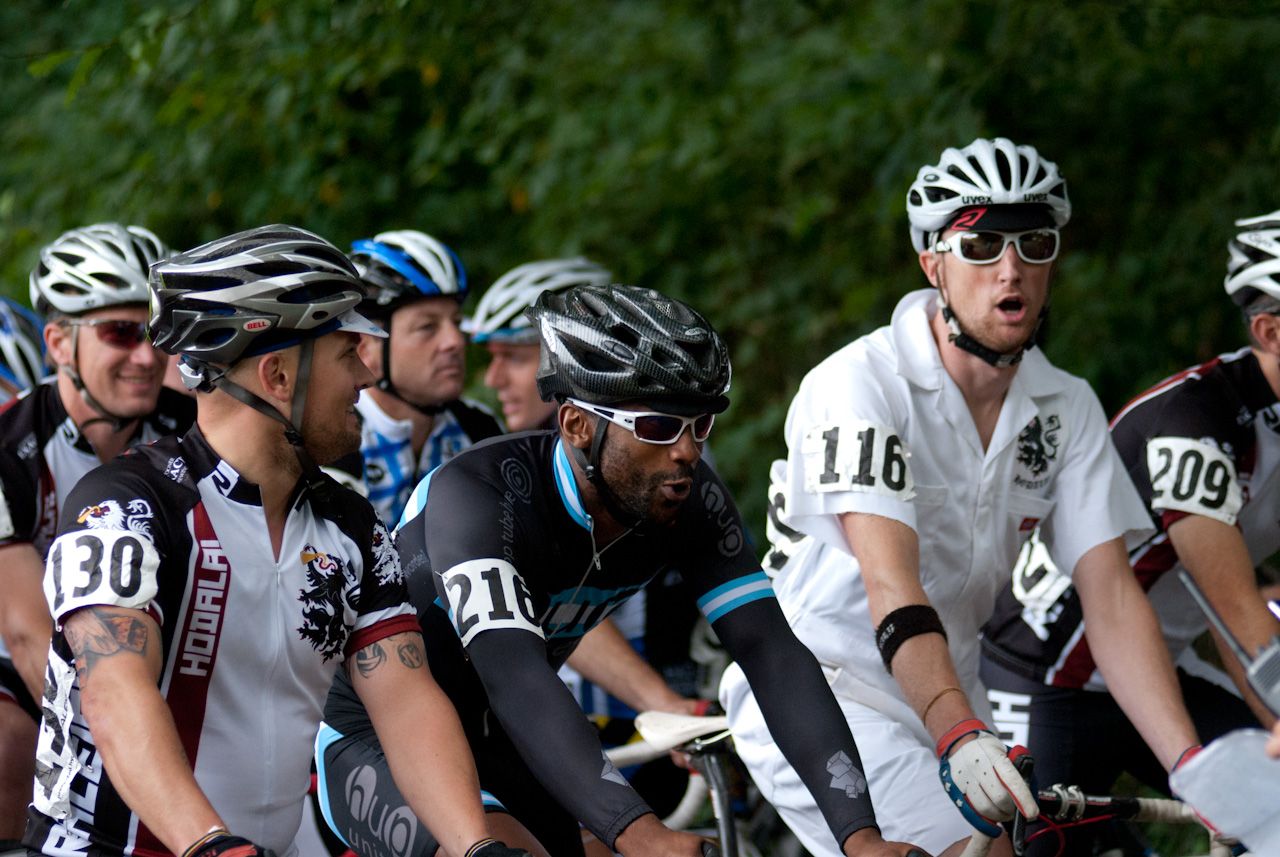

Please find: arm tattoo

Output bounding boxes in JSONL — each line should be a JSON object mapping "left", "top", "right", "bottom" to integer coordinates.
{"left": 65, "top": 607, "right": 152, "bottom": 682}
{"left": 354, "top": 641, "right": 387, "bottom": 677}
{"left": 396, "top": 638, "right": 425, "bottom": 670}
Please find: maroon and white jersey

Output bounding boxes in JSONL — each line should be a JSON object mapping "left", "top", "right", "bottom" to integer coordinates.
{"left": 26, "top": 426, "right": 417, "bottom": 857}
{"left": 0, "top": 382, "right": 192, "bottom": 667}
{"left": 982, "top": 347, "right": 1280, "bottom": 689}
{"left": 0, "top": 382, "right": 193, "bottom": 556}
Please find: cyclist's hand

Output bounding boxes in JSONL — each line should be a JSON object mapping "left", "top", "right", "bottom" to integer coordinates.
{"left": 181, "top": 831, "right": 277, "bottom": 857}
{"left": 936, "top": 719, "right": 1038, "bottom": 836}
{"left": 614, "top": 812, "right": 714, "bottom": 857}
{"left": 464, "top": 839, "right": 533, "bottom": 857}
{"left": 842, "top": 827, "right": 934, "bottom": 856}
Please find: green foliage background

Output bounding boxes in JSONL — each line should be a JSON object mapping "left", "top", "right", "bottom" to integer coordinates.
{"left": 4, "top": 0, "right": 1280, "bottom": 534}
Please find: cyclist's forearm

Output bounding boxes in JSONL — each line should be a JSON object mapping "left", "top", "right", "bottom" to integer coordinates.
{"left": 355, "top": 632, "right": 491, "bottom": 857}
{"left": 469, "top": 628, "right": 651, "bottom": 849}
{"left": 566, "top": 619, "right": 690, "bottom": 713}
{"left": 0, "top": 542, "right": 52, "bottom": 698}
{"left": 69, "top": 608, "right": 222, "bottom": 854}
{"left": 1075, "top": 541, "right": 1199, "bottom": 768}
{"left": 718, "top": 600, "right": 879, "bottom": 845}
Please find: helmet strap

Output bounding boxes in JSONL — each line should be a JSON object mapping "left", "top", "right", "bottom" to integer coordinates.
{"left": 375, "top": 335, "right": 446, "bottom": 416}
{"left": 61, "top": 325, "right": 136, "bottom": 434}
{"left": 934, "top": 276, "right": 1042, "bottom": 370}
{"left": 572, "top": 416, "right": 642, "bottom": 529}
{"left": 206, "top": 339, "right": 328, "bottom": 494}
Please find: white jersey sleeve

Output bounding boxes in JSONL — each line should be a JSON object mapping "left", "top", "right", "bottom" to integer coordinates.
{"left": 782, "top": 342, "right": 917, "bottom": 553}
{"left": 1040, "top": 383, "right": 1153, "bottom": 576}
{"left": 44, "top": 498, "right": 162, "bottom": 626}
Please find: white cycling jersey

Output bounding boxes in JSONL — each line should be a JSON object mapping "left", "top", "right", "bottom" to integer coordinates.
{"left": 723, "top": 288, "right": 1152, "bottom": 854}
{"left": 27, "top": 427, "right": 417, "bottom": 857}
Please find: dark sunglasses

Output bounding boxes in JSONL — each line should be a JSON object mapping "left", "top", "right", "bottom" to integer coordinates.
{"left": 62, "top": 318, "right": 150, "bottom": 349}
{"left": 568, "top": 398, "right": 715, "bottom": 444}
{"left": 933, "top": 228, "right": 1060, "bottom": 265}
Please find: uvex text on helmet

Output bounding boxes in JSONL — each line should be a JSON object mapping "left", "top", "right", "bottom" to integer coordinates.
{"left": 148, "top": 224, "right": 377, "bottom": 366}
{"left": 906, "top": 137, "right": 1071, "bottom": 252}
{"left": 31, "top": 223, "right": 170, "bottom": 316}
{"left": 467, "top": 257, "right": 613, "bottom": 344}
{"left": 526, "top": 284, "right": 731, "bottom": 414}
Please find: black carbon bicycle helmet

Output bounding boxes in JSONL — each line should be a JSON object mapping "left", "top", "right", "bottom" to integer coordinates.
{"left": 527, "top": 284, "right": 731, "bottom": 415}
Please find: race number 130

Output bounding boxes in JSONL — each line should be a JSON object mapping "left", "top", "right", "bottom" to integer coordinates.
{"left": 801, "top": 421, "right": 914, "bottom": 500}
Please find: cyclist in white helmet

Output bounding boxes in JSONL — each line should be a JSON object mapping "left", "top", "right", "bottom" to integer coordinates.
{"left": 730, "top": 138, "right": 1201, "bottom": 857}
{"left": 0, "top": 297, "right": 46, "bottom": 404}
{"left": 469, "top": 258, "right": 613, "bottom": 432}
{"left": 0, "top": 223, "right": 193, "bottom": 843}
{"left": 980, "top": 210, "right": 1280, "bottom": 855}
{"left": 336, "top": 230, "right": 501, "bottom": 523}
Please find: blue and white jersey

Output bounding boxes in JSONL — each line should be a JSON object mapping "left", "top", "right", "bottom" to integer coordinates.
{"left": 355, "top": 392, "right": 500, "bottom": 525}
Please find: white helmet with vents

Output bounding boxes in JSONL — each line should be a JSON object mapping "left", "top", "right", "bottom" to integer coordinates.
{"left": 1225, "top": 210, "right": 1280, "bottom": 307}
{"left": 468, "top": 257, "right": 613, "bottom": 344}
{"left": 906, "top": 137, "right": 1071, "bottom": 252}
{"left": 31, "top": 223, "right": 170, "bottom": 316}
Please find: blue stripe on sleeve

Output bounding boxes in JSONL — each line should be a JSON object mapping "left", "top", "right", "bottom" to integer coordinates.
{"left": 697, "top": 571, "right": 775, "bottom": 623}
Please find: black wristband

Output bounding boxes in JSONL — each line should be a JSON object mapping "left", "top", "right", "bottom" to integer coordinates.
{"left": 874, "top": 604, "right": 946, "bottom": 673}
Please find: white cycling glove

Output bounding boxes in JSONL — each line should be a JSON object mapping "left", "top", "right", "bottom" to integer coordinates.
{"left": 937, "top": 718, "right": 1038, "bottom": 836}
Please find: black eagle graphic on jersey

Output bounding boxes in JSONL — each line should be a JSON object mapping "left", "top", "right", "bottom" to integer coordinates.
{"left": 1016, "top": 414, "right": 1061, "bottom": 477}
{"left": 297, "top": 546, "right": 351, "bottom": 661}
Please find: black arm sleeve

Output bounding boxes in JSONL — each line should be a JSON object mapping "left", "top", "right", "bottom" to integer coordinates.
{"left": 715, "top": 598, "right": 879, "bottom": 848}
{"left": 466, "top": 628, "right": 652, "bottom": 850}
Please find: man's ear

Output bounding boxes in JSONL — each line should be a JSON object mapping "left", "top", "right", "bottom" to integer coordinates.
{"left": 254, "top": 350, "right": 298, "bottom": 410}
{"left": 558, "top": 402, "right": 593, "bottom": 450}
{"left": 44, "top": 322, "right": 71, "bottom": 367}
{"left": 356, "top": 332, "right": 383, "bottom": 376}
{"left": 1251, "top": 312, "right": 1280, "bottom": 358}
{"left": 918, "top": 247, "right": 941, "bottom": 288}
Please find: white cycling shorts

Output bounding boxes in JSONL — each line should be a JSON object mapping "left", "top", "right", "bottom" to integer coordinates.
{"left": 721, "top": 662, "right": 976, "bottom": 856}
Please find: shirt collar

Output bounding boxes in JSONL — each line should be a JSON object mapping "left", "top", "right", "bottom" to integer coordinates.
{"left": 552, "top": 438, "right": 591, "bottom": 531}
{"left": 891, "top": 288, "right": 1068, "bottom": 399}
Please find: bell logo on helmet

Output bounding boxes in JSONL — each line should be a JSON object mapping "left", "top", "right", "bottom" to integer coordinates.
{"left": 243, "top": 319, "right": 271, "bottom": 332}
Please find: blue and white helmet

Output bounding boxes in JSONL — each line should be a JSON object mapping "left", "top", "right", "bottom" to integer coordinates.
{"left": 0, "top": 297, "right": 45, "bottom": 393}
{"left": 350, "top": 230, "right": 467, "bottom": 317}
{"left": 467, "top": 257, "right": 613, "bottom": 344}
{"left": 1225, "top": 210, "right": 1280, "bottom": 307}
{"left": 906, "top": 137, "right": 1071, "bottom": 252}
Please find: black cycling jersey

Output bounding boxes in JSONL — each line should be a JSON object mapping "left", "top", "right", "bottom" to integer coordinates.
{"left": 25, "top": 426, "right": 416, "bottom": 857}
{"left": 323, "top": 431, "right": 878, "bottom": 853}
{"left": 983, "top": 347, "right": 1280, "bottom": 687}
{"left": 0, "top": 382, "right": 193, "bottom": 719}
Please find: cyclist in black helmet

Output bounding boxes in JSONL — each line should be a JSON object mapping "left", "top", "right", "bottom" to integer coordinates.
{"left": 318, "top": 284, "right": 926, "bottom": 857}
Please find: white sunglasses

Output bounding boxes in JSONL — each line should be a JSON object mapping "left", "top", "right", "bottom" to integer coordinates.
{"left": 568, "top": 398, "right": 715, "bottom": 444}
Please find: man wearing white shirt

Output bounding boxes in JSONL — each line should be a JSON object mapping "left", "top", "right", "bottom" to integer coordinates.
{"left": 723, "top": 137, "right": 1201, "bottom": 857}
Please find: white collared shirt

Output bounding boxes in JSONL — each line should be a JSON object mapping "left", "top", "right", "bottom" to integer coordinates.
{"left": 768, "top": 289, "right": 1151, "bottom": 710}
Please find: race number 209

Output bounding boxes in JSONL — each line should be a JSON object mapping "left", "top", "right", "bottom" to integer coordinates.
{"left": 1146, "top": 436, "right": 1243, "bottom": 525}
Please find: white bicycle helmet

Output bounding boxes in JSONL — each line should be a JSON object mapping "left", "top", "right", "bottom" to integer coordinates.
{"left": 1225, "top": 210, "right": 1280, "bottom": 307}
{"left": 468, "top": 257, "right": 613, "bottom": 344}
{"left": 0, "top": 297, "right": 45, "bottom": 393}
{"left": 350, "top": 229, "right": 467, "bottom": 316}
{"left": 906, "top": 137, "right": 1071, "bottom": 252}
{"left": 30, "top": 222, "right": 169, "bottom": 316}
